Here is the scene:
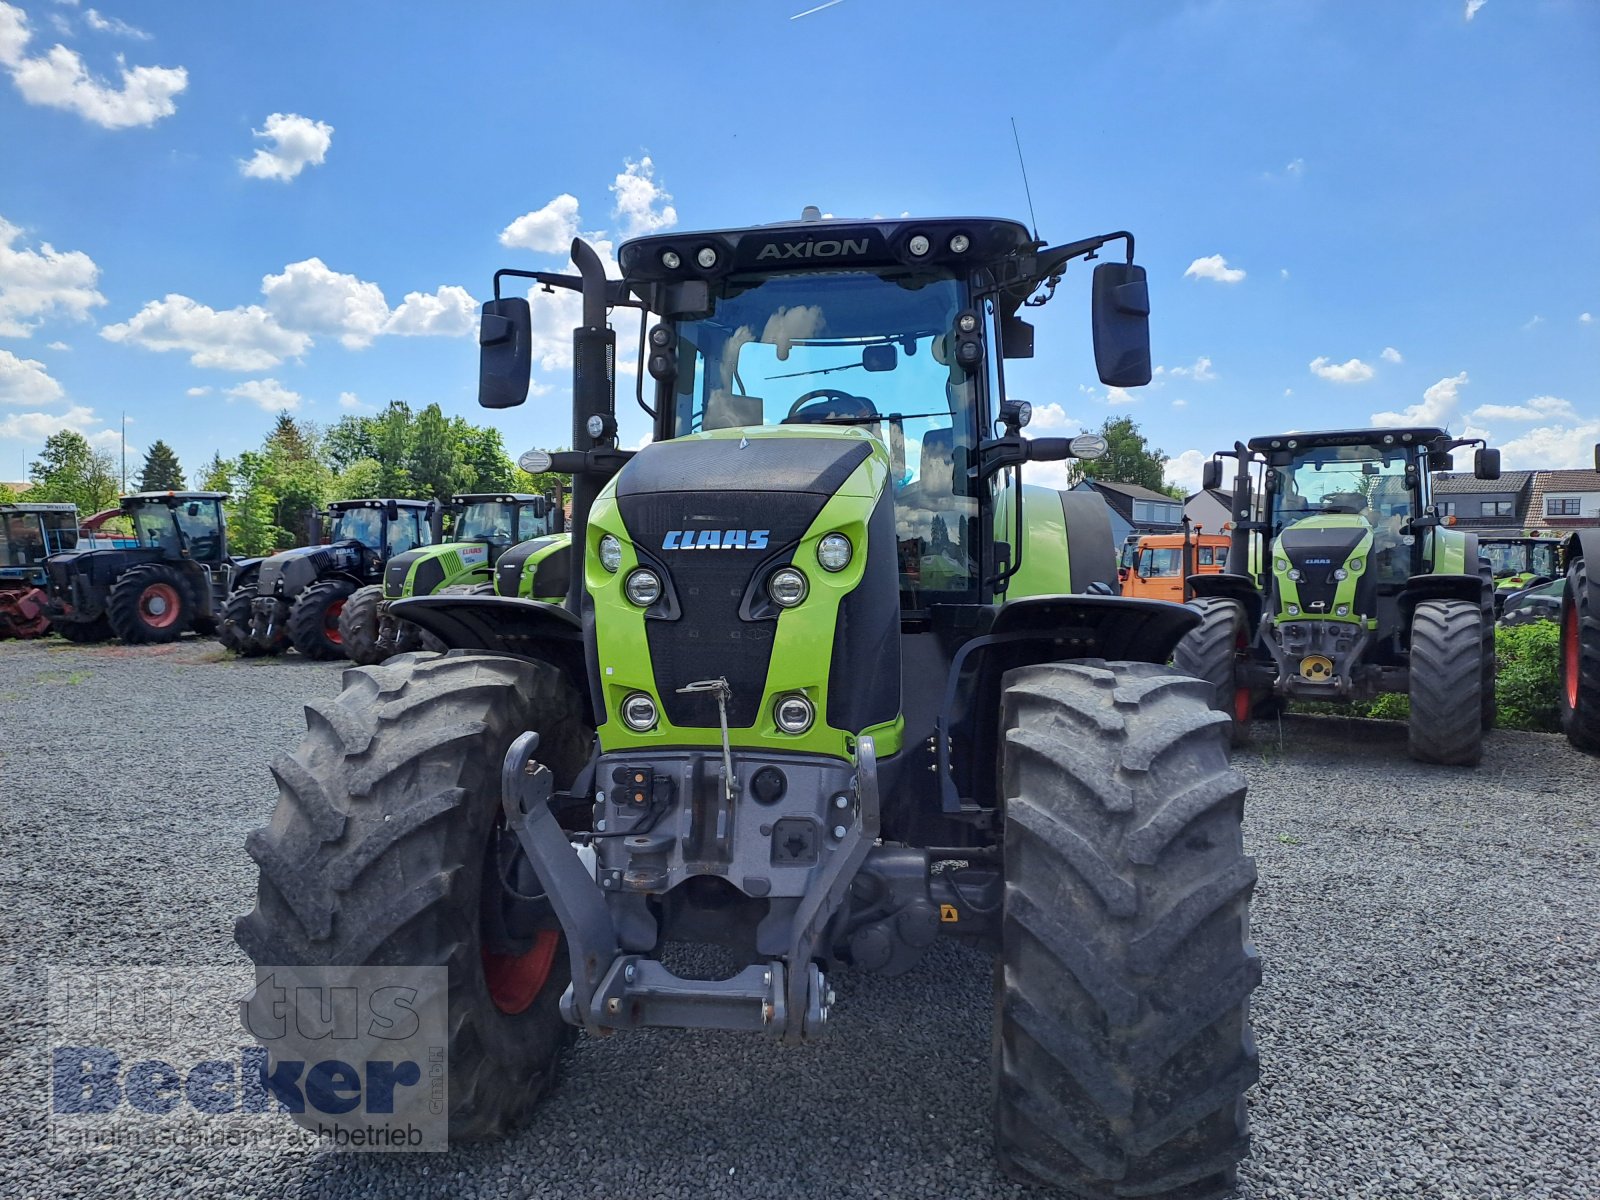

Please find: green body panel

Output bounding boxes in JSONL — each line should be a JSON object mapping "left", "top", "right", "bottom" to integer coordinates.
{"left": 1496, "top": 572, "right": 1538, "bottom": 592}
{"left": 383, "top": 541, "right": 494, "bottom": 599}
{"left": 1426, "top": 526, "right": 1468, "bottom": 575}
{"left": 994, "top": 482, "right": 1073, "bottom": 598}
{"left": 499, "top": 533, "right": 572, "bottom": 602}
{"left": 1270, "top": 514, "right": 1374, "bottom": 625}
{"left": 585, "top": 426, "right": 901, "bottom": 763}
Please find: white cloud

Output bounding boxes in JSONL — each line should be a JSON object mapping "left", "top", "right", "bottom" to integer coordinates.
{"left": 1165, "top": 449, "right": 1209, "bottom": 494}
{"left": 261, "top": 257, "right": 388, "bottom": 349}
{"left": 1469, "top": 395, "right": 1577, "bottom": 423}
{"left": 1581, "top": 312, "right": 1593, "bottom": 324}
{"left": 0, "top": 214, "right": 106, "bottom": 335}
{"left": 83, "top": 8, "right": 148, "bottom": 38}
{"left": 0, "top": 348, "right": 65, "bottom": 405}
{"left": 499, "top": 194, "right": 581, "bottom": 254}
{"left": 240, "top": 112, "right": 333, "bottom": 182}
{"left": 0, "top": 2, "right": 185, "bottom": 128}
{"left": 1371, "top": 371, "right": 1468, "bottom": 428}
{"left": 225, "top": 378, "right": 300, "bottom": 413}
{"left": 1465, "top": 0, "right": 1487, "bottom": 19}
{"left": 1171, "top": 398, "right": 1188, "bottom": 409}
{"left": 46, "top": 340, "right": 68, "bottom": 350}
{"left": 1521, "top": 314, "right": 1544, "bottom": 330}
{"left": 1280, "top": 268, "right": 1290, "bottom": 280}
{"left": 610, "top": 156, "right": 677, "bottom": 238}
{"left": 337, "top": 391, "right": 369, "bottom": 411}
{"left": 1105, "top": 387, "right": 1136, "bottom": 407}
{"left": 1184, "top": 254, "right": 1246, "bottom": 284}
{"left": 1380, "top": 346, "right": 1403, "bottom": 364}
{"left": 1284, "top": 388, "right": 1293, "bottom": 397}
{"left": 1284, "top": 157, "right": 1305, "bottom": 177}
{"left": 1498, "top": 420, "right": 1600, "bottom": 470}
{"left": 1027, "top": 402, "right": 1076, "bottom": 431}
{"left": 1309, "top": 355, "right": 1375, "bottom": 383}
{"left": 1166, "top": 355, "right": 1216, "bottom": 381}
{"left": 101, "top": 294, "right": 310, "bottom": 370}
{"left": 384, "top": 285, "right": 475, "bottom": 338}
{"left": 0, "top": 402, "right": 113, "bottom": 445}
{"left": 185, "top": 385, "right": 210, "bottom": 396}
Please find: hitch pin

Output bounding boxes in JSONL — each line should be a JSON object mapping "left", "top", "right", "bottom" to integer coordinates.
{"left": 678, "top": 678, "right": 735, "bottom": 804}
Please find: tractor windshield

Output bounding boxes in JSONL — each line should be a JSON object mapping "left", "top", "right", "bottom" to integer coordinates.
{"left": 1271, "top": 445, "right": 1415, "bottom": 536}
{"left": 1137, "top": 547, "right": 1182, "bottom": 577}
{"left": 331, "top": 508, "right": 385, "bottom": 550}
{"left": 40, "top": 511, "right": 79, "bottom": 556}
{"left": 130, "top": 503, "right": 182, "bottom": 553}
{"left": 2, "top": 512, "right": 46, "bottom": 566}
{"left": 667, "top": 269, "right": 979, "bottom": 599}
{"left": 1531, "top": 542, "right": 1558, "bottom": 576}
{"left": 456, "top": 502, "right": 516, "bottom": 543}
{"left": 1486, "top": 541, "right": 1559, "bottom": 578}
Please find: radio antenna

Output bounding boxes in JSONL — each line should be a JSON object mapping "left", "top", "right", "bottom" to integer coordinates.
{"left": 1011, "top": 117, "right": 1039, "bottom": 241}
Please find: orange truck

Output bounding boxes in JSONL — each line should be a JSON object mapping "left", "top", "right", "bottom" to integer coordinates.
{"left": 1119, "top": 528, "right": 1229, "bottom": 602}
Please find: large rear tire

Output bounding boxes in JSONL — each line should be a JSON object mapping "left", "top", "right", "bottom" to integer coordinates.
{"left": 1172, "top": 597, "right": 1253, "bottom": 745}
{"left": 287, "top": 578, "right": 357, "bottom": 661}
{"left": 107, "top": 563, "right": 194, "bottom": 644}
{"left": 1407, "top": 599, "right": 1484, "bottom": 766}
{"left": 993, "top": 661, "right": 1258, "bottom": 1199}
{"left": 1560, "top": 555, "right": 1600, "bottom": 753}
{"left": 234, "top": 652, "right": 592, "bottom": 1140}
{"left": 337, "top": 584, "right": 385, "bottom": 665}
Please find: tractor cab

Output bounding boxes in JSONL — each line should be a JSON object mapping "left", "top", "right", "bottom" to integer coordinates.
{"left": 1481, "top": 536, "right": 1561, "bottom": 590}
{"left": 1, "top": 502, "right": 80, "bottom": 639}
{"left": 123, "top": 492, "right": 229, "bottom": 564}
{"left": 451, "top": 492, "right": 558, "bottom": 557}
{"left": 326, "top": 498, "right": 436, "bottom": 560}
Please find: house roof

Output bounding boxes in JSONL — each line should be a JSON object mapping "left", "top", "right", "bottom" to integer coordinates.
{"left": 1087, "top": 479, "right": 1180, "bottom": 503}
{"left": 1185, "top": 487, "right": 1231, "bottom": 506}
{"left": 1530, "top": 469, "right": 1600, "bottom": 493}
{"left": 1431, "top": 470, "right": 1533, "bottom": 496}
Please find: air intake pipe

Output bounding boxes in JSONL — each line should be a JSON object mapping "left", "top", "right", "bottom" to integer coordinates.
{"left": 568, "top": 237, "right": 617, "bottom": 611}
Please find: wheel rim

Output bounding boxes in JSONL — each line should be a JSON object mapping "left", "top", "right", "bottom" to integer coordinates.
{"left": 1565, "top": 603, "right": 1581, "bottom": 711}
{"left": 139, "top": 582, "right": 182, "bottom": 628}
{"left": 481, "top": 930, "right": 560, "bottom": 1015}
{"left": 1232, "top": 685, "right": 1253, "bottom": 725}
{"left": 325, "top": 598, "right": 346, "bottom": 644}
{"left": 1230, "top": 618, "right": 1251, "bottom": 724}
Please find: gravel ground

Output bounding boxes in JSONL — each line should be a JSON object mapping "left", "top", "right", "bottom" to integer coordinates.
{"left": 1, "top": 636, "right": 1596, "bottom": 1199}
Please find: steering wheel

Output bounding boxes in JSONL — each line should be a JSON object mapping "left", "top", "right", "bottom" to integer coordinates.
{"left": 784, "top": 388, "right": 878, "bottom": 422}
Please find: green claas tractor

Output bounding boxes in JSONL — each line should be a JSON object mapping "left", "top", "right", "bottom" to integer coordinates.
{"left": 43, "top": 491, "right": 247, "bottom": 644}
{"left": 1175, "top": 429, "right": 1500, "bottom": 765}
{"left": 1480, "top": 535, "right": 1562, "bottom": 616}
{"left": 1, "top": 502, "right": 81, "bottom": 639}
{"left": 220, "top": 497, "right": 438, "bottom": 659}
{"left": 339, "top": 491, "right": 564, "bottom": 664}
{"left": 236, "top": 213, "right": 1261, "bottom": 1198}
{"left": 1558, "top": 445, "right": 1600, "bottom": 753}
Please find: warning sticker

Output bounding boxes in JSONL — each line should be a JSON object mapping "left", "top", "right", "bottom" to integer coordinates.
{"left": 939, "top": 904, "right": 959, "bottom": 923}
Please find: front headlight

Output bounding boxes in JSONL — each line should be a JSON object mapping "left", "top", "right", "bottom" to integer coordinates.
{"left": 1286, "top": 604, "right": 1300, "bottom": 616}
{"left": 625, "top": 568, "right": 662, "bottom": 607}
{"left": 621, "top": 692, "right": 658, "bottom": 731}
{"left": 774, "top": 693, "right": 815, "bottom": 734}
{"left": 1348, "top": 557, "right": 1364, "bottom": 573}
{"left": 1334, "top": 568, "right": 1348, "bottom": 581}
{"left": 816, "top": 533, "right": 852, "bottom": 572}
{"left": 768, "top": 567, "right": 808, "bottom": 608}
{"left": 598, "top": 534, "right": 622, "bottom": 573}
{"left": 1288, "top": 568, "right": 1303, "bottom": 582}
{"left": 1275, "top": 558, "right": 1290, "bottom": 573}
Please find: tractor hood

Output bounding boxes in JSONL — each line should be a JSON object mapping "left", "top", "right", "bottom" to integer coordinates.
{"left": 256, "top": 540, "right": 371, "bottom": 598}
{"left": 583, "top": 427, "right": 900, "bottom": 759}
{"left": 1271, "top": 514, "right": 1374, "bottom": 622}
{"left": 382, "top": 540, "right": 494, "bottom": 600}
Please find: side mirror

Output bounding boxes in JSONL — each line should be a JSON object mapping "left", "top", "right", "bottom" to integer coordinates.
{"left": 1593, "top": 443, "right": 1599, "bottom": 471}
{"left": 1433, "top": 453, "right": 1454, "bottom": 472}
{"left": 385, "top": 500, "right": 400, "bottom": 521}
{"left": 478, "top": 298, "right": 533, "bottom": 409}
{"left": 861, "top": 344, "right": 896, "bottom": 373}
{"left": 186, "top": 503, "right": 200, "bottom": 516}
{"left": 999, "top": 312, "right": 1035, "bottom": 359}
{"left": 1201, "top": 459, "right": 1223, "bottom": 491}
{"left": 531, "top": 496, "right": 548, "bottom": 519}
{"left": 1091, "top": 262, "right": 1152, "bottom": 388}
{"left": 1474, "top": 447, "right": 1501, "bottom": 481}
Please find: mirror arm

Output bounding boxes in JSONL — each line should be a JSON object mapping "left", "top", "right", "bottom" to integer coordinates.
{"left": 491, "top": 268, "right": 641, "bottom": 309}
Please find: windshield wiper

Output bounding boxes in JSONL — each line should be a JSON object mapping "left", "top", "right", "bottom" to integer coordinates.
{"left": 765, "top": 362, "right": 865, "bottom": 381}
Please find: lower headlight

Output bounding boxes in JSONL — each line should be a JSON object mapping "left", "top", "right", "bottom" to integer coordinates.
{"left": 774, "top": 693, "right": 814, "bottom": 734}
{"left": 768, "top": 567, "right": 808, "bottom": 607}
{"left": 1336, "top": 605, "right": 1350, "bottom": 616}
{"left": 1348, "top": 557, "right": 1364, "bottom": 573}
{"left": 1334, "top": 568, "right": 1348, "bottom": 581}
{"left": 1288, "top": 568, "right": 1303, "bottom": 582}
{"left": 1286, "top": 604, "right": 1300, "bottom": 616}
{"left": 625, "top": 568, "right": 662, "bottom": 607}
{"left": 621, "top": 692, "right": 658, "bottom": 731}
{"left": 599, "top": 534, "right": 622, "bottom": 573}
{"left": 816, "top": 533, "right": 852, "bottom": 572}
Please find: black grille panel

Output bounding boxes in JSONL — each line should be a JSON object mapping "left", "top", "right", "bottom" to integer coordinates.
{"left": 1280, "top": 525, "right": 1368, "bottom": 615}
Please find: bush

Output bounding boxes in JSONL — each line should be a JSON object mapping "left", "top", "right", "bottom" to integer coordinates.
{"left": 1494, "top": 620, "right": 1561, "bottom": 732}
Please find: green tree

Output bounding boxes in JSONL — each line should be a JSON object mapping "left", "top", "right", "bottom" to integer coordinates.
{"left": 1068, "top": 416, "right": 1177, "bottom": 495}
{"left": 198, "top": 452, "right": 235, "bottom": 494}
{"left": 411, "top": 403, "right": 467, "bottom": 500}
{"left": 323, "top": 415, "right": 379, "bottom": 474}
{"left": 0, "top": 481, "right": 19, "bottom": 503}
{"left": 331, "top": 457, "right": 384, "bottom": 501}
{"left": 137, "top": 439, "right": 186, "bottom": 491}
{"left": 27, "top": 429, "right": 121, "bottom": 512}
{"left": 453, "top": 420, "right": 515, "bottom": 493}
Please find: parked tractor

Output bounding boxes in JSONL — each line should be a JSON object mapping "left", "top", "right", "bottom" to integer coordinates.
{"left": 339, "top": 491, "right": 562, "bottom": 664}
{"left": 1, "top": 502, "right": 82, "bottom": 639}
{"left": 1558, "top": 445, "right": 1600, "bottom": 753}
{"left": 1175, "top": 430, "right": 1499, "bottom": 764}
{"left": 43, "top": 491, "right": 245, "bottom": 644}
{"left": 1480, "top": 535, "right": 1562, "bottom": 616}
{"left": 220, "top": 497, "right": 438, "bottom": 660}
{"left": 237, "top": 214, "right": 1260, "bottom": 1198}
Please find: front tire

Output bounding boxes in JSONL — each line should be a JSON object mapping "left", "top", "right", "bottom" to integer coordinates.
{"left": 218, "top": 586, "right": 264, "bottom": 656}
{"left": 287, "top": 578, "right": 357, "bottom": 661}
{"left": 1407, "top": 599, "right": 1484, "bottom": 766}
{"left": 107, "top": 563, "right": 194, "bottom": 644}
{"left": 234, "top": 652, "right": 592, "bottom": 1140}
{"left": 54, "top": 615, "right": 113, "bottom": 643}
{"left": 337, "top": 584, "right": 385, "bottom": 665}
{"left": 994, "top": 661, "right": 1259, "bottom": 1199}
{"left": 1560, "top": 555, "right": 1600, "bottom": 753}
{"left": 1172, "top": 597, "right": 1253, "bottom": 745}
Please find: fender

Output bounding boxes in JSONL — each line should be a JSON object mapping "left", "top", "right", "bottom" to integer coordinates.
{"left": 1396, "top": 573, "right": 1485, "bottom": 631}
{"left": 228, "top": 559, "right": 264, "bottom": 592}
{"left": 1188, "top": 571, "right": 1265, "bottom": 631}
{"left": 391, "top": 594, "right": 592, "bottom": 720}
{"left": 1566, "top": 528, "right": 1600, "bottom": 573}
{"left": 933, "top": 595, "right": 1203, "bottom": 815}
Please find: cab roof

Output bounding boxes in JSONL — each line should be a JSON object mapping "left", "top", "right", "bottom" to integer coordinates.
{"left": 451, "top": 493, "right": 540, "bottom": 504}
{"left": 123, "top": 490, "right": 229, "bottom": 501}
{"left": 1247, "top": 427, "right": 1450, "bottom": 453}
{"left": 328, "top": 497, "right": 435, "bottom": 510}
{"left": 0, "top": 502, "right": 77, "bottom": 513}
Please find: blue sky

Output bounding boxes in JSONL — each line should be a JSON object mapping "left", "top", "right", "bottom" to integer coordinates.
{"left": 1, "top": 0, "right": 1596, "bottom": 494}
